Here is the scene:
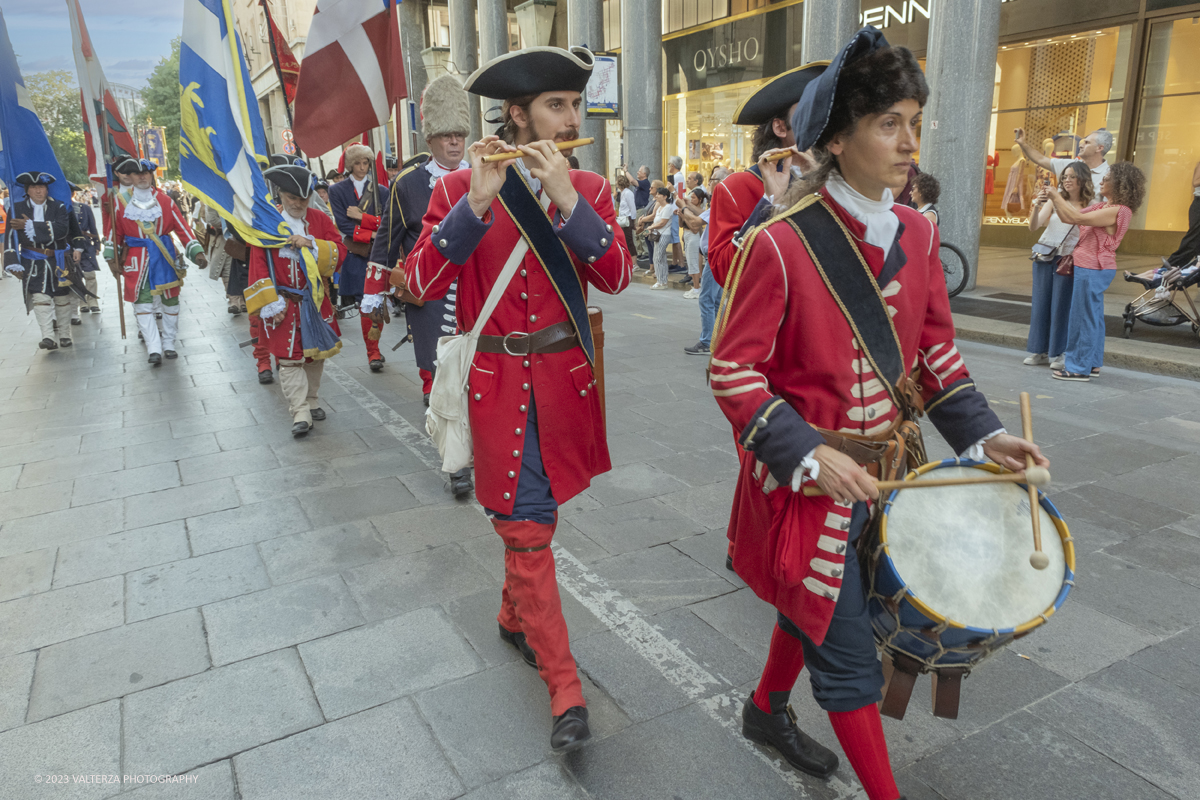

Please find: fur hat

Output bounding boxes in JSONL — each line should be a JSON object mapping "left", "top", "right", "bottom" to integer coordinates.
{"left": 421, "top": 74, "right": 470, "bottom": 140}
{"left": 342, "top": 143, "right": 374, "bottom": 170}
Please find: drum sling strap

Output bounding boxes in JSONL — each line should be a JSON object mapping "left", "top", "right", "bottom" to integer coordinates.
{"left": 785, "top": 197, "right": 966, "bottom": 720}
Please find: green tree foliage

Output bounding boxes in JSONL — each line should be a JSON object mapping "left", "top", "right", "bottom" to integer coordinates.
{"left": 24, "top": 70, "right": 88, "bottom": 184}
{"left": 141, "top": 37, "right": 182, "bottom": 178}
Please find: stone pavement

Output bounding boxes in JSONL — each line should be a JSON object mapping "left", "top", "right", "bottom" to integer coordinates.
{"left": 1, "top": 263, "right": 1198, "bottom": 800}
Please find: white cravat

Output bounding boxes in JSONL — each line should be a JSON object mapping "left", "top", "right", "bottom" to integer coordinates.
{"left": 824, "top": 171, "right": 899, "bottom": 256}
{"left": 424, "top": 158, "right": 469, "bottom": 189}
{"left": 513, "top": 157, "right": 541, "bottom": 196}
{"left": 351, "top": 176, "right": 368, "bottom": 197}
{"left": 31, "top": 201, "right": 45, "bottom": 222}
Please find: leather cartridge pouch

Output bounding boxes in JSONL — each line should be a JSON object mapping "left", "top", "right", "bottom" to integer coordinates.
{"left": 343, "top": 237, "right": 372, "bottom": 258}
{"left": 387, "top": 262, "right": 425, "bottom": 307}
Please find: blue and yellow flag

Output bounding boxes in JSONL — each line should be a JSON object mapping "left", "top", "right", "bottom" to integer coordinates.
{"left": 179, "top": 0, "right": 340, "bottom": 359}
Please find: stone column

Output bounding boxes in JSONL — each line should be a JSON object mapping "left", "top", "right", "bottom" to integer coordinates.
{"left": 478, "top": 0, "right": 509, "bottom": 139}
{"left": 568, "top": 0, "right": 605, "bottom": 174}
{"left": 399, "top": 0, "right": 428, "bottom": 159}
{"left": 621, "top": 0, "right": 662, "bottom": 181}
{"left": 801, "top": 0, "right": 859, "bottom": 63}
{"left": 449, "top": 0, "right": 482, "bottom": 143}
{"left": 921, "top": 0, "right": 1001, "bottom": 292}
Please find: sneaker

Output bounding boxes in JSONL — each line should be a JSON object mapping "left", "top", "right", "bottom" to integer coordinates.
{"left": 89, "top": 306, "right": 100, "bottom": 313}
{"left": 650, "top": 282, "right": 668, "bottom": 290}
{"left": 1049, "top": 356, "right": 1065, "bottom": 371}
{"left": 682, "top": 288, "right": 700, "bottom": 299}
{"left": 1023, "top": 353, "right": 1049, "bottom": 366}
{"left": 684, "top": 342, "right": 710, "bottom": 355}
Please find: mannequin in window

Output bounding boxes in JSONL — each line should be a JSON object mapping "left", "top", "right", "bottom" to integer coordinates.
{"left": 1001, "top": 142, "right": 1028, "bottom": 217}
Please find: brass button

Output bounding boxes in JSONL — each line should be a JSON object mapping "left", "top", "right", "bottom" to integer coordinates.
{"left": 519, "top": 404, "right": 527, "bottom": 412}
{"left": 515, "top": 428, "right": 522, "bottom": 435}
{"left": 474, "top": 393, "right": 482, "bottom": 401}
{"left": 522, "top": 382, "right": 529, "bottom": 390}
{"left": 508, "top": 471, "right": 516, "bottom": 478}
{"left": 439, "top": 239, "right": 447, "bottom": 247}
{"left": 503, "top": 492, "right": 511, "bottom": 500}
{"left": 512, "top": 450, "right": 520, "bottom": 457}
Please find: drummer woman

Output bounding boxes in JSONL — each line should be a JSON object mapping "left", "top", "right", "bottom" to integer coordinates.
{"left": 709, "top": 27, "right": 1049, "bottom": 800}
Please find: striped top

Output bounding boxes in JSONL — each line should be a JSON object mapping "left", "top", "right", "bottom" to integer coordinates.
{"left": 1072, "top": 202, "right": 1132, "bottom": 271}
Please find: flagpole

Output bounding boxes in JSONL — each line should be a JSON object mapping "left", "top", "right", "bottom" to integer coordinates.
{"left": 259, "top": 0, "right": 294, "bottom": 131}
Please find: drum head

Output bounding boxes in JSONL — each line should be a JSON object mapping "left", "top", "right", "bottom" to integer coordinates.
{"left": 883, "top": 465, "right": 1066, "bottom": 631}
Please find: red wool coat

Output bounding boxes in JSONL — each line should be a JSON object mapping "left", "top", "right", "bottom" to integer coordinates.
{"left": 407, "top": 168, "right": 633, "bottom": 513}
{"left": 247, "top": 209, "right": 345, "bottom": 361}
{"left": 711, "top": 191, "right": 991, "bottom": 645}
{"left": 112, "top": 189, "right": 199, "bottom": 302}
{"left": 707, "top": 169, "right": 765, "bottom": 288}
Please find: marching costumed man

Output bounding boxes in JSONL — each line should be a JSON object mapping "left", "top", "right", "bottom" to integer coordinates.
{"left": 246, "top": 162, "right": 345, "bottom": 436}
{"left": 706, "top": 63, "right": 827, "bottom": 289}
{"left": 70, "top": 182, "right": 102, "bottom": 317}
{"left": 2, "top": 172, "right": 91, "bottom": 350}
{"left": 111, "top": 158, "right": 207, "bottom": 364}
{"left": 363, "top": 73, "right": 473, "bottom": 498}
{"left": 329, "top": 142, "right": 389, "bottom": 372}
{"left": 710, "top": 29, "right": 1050, "bottom": 799}
{"left": 407, "top": 45, "right": 633, "bottom": 750}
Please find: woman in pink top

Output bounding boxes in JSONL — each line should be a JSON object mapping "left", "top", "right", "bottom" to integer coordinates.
{"left": 1044, "top": 162, "right": 1146, "bottom": 381}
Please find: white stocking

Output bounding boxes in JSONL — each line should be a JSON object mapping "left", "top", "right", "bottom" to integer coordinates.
{"left": 134, "top": 303, "right": 162, "bottom": 354}
{"left": 161, "top": 306, "right": 180, "bottom": 352}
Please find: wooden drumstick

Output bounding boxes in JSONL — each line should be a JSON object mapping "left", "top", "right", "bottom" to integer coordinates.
{"left": 801, "top": 467, "right": 1051, "bottom": 497}
{"left": 481, "top": 138, "right": 595, "bottom": 163}
{"left": 1020, "top": 391, "right": 1050, "bottom": 571}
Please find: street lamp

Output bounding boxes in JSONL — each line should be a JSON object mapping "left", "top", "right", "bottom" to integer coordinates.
{"left": 515, "top": 0, "right": 557, "bottom": 48}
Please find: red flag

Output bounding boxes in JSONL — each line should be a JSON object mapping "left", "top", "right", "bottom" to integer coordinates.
{"left": 261, "top": 0, "right": 300, "bottom": 104}
{"left": 292, "top": 0, "right": 408, "bottom": 157}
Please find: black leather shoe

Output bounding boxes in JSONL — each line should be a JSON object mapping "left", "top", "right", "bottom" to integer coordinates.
{"left": 310, "top": 408, "right": 326, "bottom": 421}
{"left": 498, "top": 623, "right": 537, "bottom": 668}
{"left": 258, "top": 369, "right": 274, "bottom": 385}
{"left": 742, "top": 695, "right": 838, "bottom": 779}
{"left": 148, "top": 352, "right": 162, "bottom": 365}
{"left": 291, "top": 420, "right": 311, "bottom": 437}
{"left": 39, "top": 338, "right": 58, "bottom": 350}
{"left": 70, "top": 317, "right": 82, "bottom": 325}
{"left": 450, "top": 472, "right": 473, "bottom": 499}
{"left": 81, "top": 306, "right": 91, "bottom": 313}
{"left": 551, "top": 706, "right": 591, "bottom": 752}
{"left": 369, "top": 359, "right": 384, "bottom": 372}
{"left": 423, "top": 392, "right": 430, "bottom": 407}
{"left": 227, "top": 306, "right": 239, "bottom": 314}
{"left": 726, "top": 553, "right": 735, "bottom": 571}
{"left": 155, "top": 312, "right": 162, "bottom": 320}
{"left": 59, "top": 338, "right": 73, "bottom": 348}
{"left": 164, "top": 350, "right": 178, "bottom": 359}
{"left": 89, "top": 306, "right": 100, "bottom": 313}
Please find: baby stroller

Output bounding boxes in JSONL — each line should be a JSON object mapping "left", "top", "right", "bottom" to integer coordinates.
{"left": 1121, "top": 257, "right": 1200, "bottom": 341}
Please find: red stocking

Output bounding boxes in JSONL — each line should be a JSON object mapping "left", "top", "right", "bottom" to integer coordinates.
{"left": 753, "top": 623, "right": 806, "bottom": 713}
{"left": 419, "top": 368, "right": 434, "bottom": 394}
{"left": 827, "top": 704, "right": 900, "bottom": 800}
{"left": 360, "top": 313, "right": 382, "bottom": 361}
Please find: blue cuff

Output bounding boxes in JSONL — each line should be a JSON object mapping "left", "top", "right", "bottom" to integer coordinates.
{"left": 925, "top": 379, "right": 1004, "bottom": 455}
{"left": 739, "top": 397, "right": 826, "bottom": 486}
{"left": 554, "top": 197, "right": 612, "bottom": 264}
{"left": 736, "top": 196, "right": 774, "bottom": 242}
{"left": 434, "top": 195, "right": 492, "bottom": 265}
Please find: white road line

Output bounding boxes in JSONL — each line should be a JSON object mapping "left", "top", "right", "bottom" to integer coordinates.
{"left": 326, "top": 359, "right": 864, "bottom": 799}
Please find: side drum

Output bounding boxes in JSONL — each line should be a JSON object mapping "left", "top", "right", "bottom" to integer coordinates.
{"left": 864, "top": 459, "right": 1075, "bottom": 719}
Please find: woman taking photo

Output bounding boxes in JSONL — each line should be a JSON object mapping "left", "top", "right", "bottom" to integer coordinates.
{"left": 647, "top": 186, "right": 676, "bottom": 290}
{"left": 1046, "top": 161, "right": 1146, "bottom": 381}
{"left": 1025, "top": 161, "right": 1093, "bottom": 369}
{"left": 615, "top": 172, "right": 638, "bottom": 259}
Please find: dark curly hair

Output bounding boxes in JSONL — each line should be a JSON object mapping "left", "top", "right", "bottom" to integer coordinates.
{"left": 912, "top": 172, "right": 940, "bottom": 205}
{"left": 1104, "top": 161, "right": 1146, "bottom": 212}
{"left": 751, "top": 118, "right": 789, "bottom": 162}
{"left": 777, "top": 46, "right": 928, "bottom": 210}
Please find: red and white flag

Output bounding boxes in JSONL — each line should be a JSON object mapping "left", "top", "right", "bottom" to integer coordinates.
{"left": 66, "top": 0, "right": 137, "bottom": 184}
{"left": 292, "top": 0, "right": 407, "bottom": 157}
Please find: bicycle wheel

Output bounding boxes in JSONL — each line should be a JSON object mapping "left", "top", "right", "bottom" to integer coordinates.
{"left": 940, "top": 242, "right": 970, "bottom": 298}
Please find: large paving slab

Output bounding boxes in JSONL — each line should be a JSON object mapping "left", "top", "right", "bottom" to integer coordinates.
{"left": 125, "top": 545, "right": 270, "bottom": 623}
{"left": 0, "top": 700, "right": 121, "bottom": 800}
{"left": 0, "top": 577, "right": 124, "bottom": 657}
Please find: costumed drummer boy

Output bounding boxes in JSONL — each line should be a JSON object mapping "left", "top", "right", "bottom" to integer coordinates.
{"left": 709, "top": 28, "right": 1049, "bottom": 800}
{"left": 406, "top": 45, "right": 632, "bottom": 751}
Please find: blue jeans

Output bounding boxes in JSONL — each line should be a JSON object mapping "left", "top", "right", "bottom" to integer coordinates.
{"left": 699, "top": 263, "right": 723, "bottom": 347}
{"left": 1027, "top": 257, "right": 1074, "bottom": 357}
{"left": 1063, "top": 267, "right": 1115, "bottom": 374}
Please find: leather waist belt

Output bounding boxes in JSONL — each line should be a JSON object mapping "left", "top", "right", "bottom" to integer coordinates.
{"left": 477, "top": 321, "right": 578, "bottom": 355}
{"left": 277, "top": 287, "right": 305, "bottom": 302}
{"left": 816, "top": 418, "right": 904, "bottom": 465}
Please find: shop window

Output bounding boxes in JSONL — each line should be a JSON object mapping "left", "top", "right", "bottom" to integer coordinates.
{"left": 985, "top": 26, "right": 1132, "bottom": 225}
{"left": 1132, "top": 17, "right": 1200, "bottom": 232}
{"left": 666, "top": 85, "right": 759, "bottom": 180}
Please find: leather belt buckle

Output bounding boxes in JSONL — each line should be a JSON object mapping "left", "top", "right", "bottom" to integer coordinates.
{"left": 502, "top": 331, "right": 529, "bottom": 356}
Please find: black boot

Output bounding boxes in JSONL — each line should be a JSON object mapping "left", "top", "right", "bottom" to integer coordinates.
{"left": 258, "top": 369, "right": 274, "bottom": 385}
{"left": 742, "top": 693, "right": 838, "bottom": 779}
{"left": 39, "top": 338, "right": 58, "bottom": 350}
{"left": 449, "top": 470, "right": 473, "bottom": 499}
{"left": 148, "top": 352, "right": 162, "bottom": 365}
{"left": 551, "top": 706, "right": 590, "bottom": 752}
{"left": 310, "top": 408, "right": 326, "bottom": 421}
{"left": 497, "top": 623, "right": 537, "bottom": 668}
{"left": 291, "top": 420, "right": 311, "bottom": 437}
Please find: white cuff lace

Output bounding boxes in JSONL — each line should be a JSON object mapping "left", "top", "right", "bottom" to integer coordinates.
{"left": 24, "top": 219, "right": 35, "bottom": 239}
{"left": 258, "top": 298, "right": 287, "bottom": 322}
{"left": 359, "top": 294, "right": 386, "bottom": 314}
{"left": 963, "top": 428, "right": 1006, "bottom": 462}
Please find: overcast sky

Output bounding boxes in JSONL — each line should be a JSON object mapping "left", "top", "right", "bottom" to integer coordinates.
{"left": 4, "top": 0, "right": 183, "bottom": 88}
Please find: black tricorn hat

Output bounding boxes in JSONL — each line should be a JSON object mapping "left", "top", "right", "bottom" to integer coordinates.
{"left": 15, "top": 171, "right": 56, "bottom": 187}
{"left": 733, "top": 62, "right": 829, "bottom": 126}
{"left": 792, "top": 27, "right": 889, "bottom": 152}
{"left": 464, "top": 46, "right": 594, "bottom": 100}
{"left": 115, "top": 158, "right": 157, "bottom": 175}
{"left": 270, "top": 154, "right": 306, "bottom": 167}
{"left": 265, "top": 164, "right": 315, "bottom": 199}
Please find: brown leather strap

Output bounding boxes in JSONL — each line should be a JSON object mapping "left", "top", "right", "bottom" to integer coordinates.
{"left": 931, "top": 668, "right": 967, "bottom": 719}
{"left": 477, "top": 322, "right": 578, "bottom": 355}
{"left": 505, "top": 543, "right": 550, "bottom": 553}
{"left": 815, "top": 416, "right": 906, "bottom": 465}
{"left": 880, "top": 652, "right": 922, "bottom": 721}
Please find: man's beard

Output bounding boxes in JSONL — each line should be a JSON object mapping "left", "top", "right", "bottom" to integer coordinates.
{"left": 527, "top": 120, "right": 579, "bottom": 145}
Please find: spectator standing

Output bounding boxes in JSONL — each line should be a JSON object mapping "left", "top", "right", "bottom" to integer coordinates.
{"left": 624, "top": 165, "right": 652, "bottom": 261}
{"left": 634, "top": 179, "right": 665, "bottom": 272}
{"left": 1015, "top": 127, "right": 1112, "bottom": 200}
{"left": 685, "top": 168, "right": 729, "bottom": 355}
{"left": 1025, "top": 162, "right": 1092, "bottom": 368}
{"left": 910, "top": 172, "right": 940, "bottom": 226}
{"left": 1046, "top": 162, "right": 1145, "bottom": 382}
{"left": 647, "top": 186, "right": 676, "bottom": 289}
{"left": 668, "top": 156, "right": 685, "bottom": 271}
{"left": 615, "top": 173, "right": 638, "bottom": 258}
{"left": 677, "top": 184, "right": 708, "bottom": 298}
{"left": 1166, "top": 159, "right": 1200, "bottom": 267}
